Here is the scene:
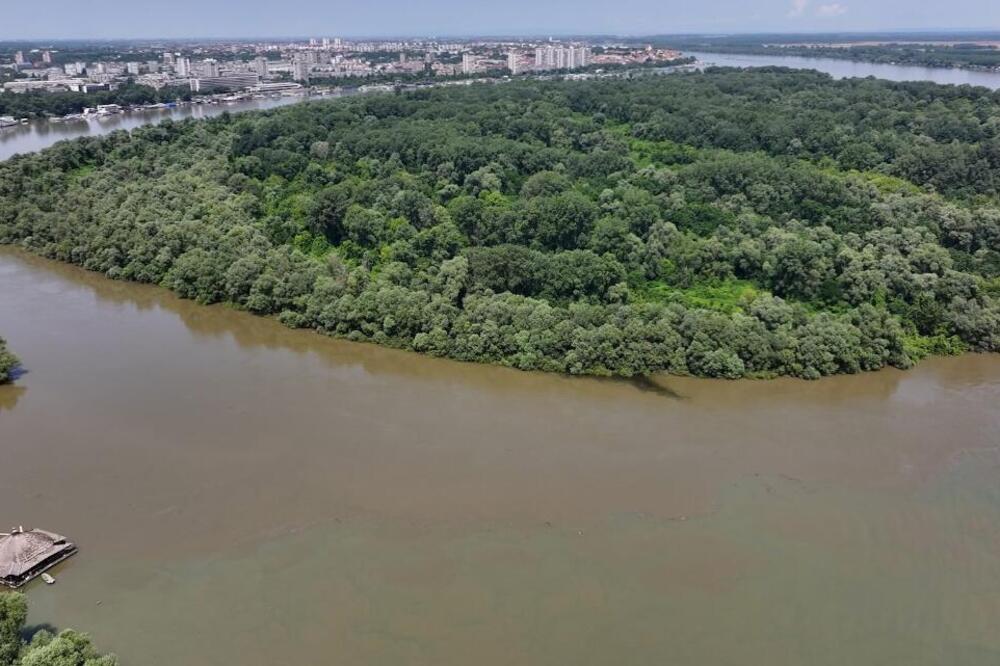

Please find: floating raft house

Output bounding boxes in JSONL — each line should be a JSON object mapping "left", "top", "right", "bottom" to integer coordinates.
{"left": 0, "top": 527, "right": 77, "bottom": 588}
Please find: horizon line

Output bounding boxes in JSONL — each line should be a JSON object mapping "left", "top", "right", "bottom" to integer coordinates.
{"left": 5, "top": 27, "right": 1000, "bottom": 43}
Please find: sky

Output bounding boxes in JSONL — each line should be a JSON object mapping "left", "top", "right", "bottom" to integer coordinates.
{"left": 3, "top": 0, "right": 1000, "bottom": 40}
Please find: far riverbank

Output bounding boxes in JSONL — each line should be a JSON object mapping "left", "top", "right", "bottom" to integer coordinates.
{"left": 688, "top": 50, "right": 1000, "bottom": 89}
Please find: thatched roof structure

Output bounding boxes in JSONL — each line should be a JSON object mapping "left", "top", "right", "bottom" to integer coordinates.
{"left": 0, "top": 527, "right": 77, "bottom": 588}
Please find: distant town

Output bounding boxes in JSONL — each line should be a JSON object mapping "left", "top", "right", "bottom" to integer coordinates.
{"left": 0, "top": 37, "right": 685, "bottom": 100}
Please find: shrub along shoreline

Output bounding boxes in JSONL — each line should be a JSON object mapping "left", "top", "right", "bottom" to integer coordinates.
{"left": 1, "top": 70, "right": 998, "bottom": 379}
{"left": 0, "top": 593, "right": 117, "bottom": 666}
{"left": 0, "top": 336, "right": 19, "bottom": 384}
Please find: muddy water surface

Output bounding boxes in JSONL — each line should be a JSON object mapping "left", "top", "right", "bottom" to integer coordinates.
{"left": 1, "top": 247, "right": 999, "bottom": 665}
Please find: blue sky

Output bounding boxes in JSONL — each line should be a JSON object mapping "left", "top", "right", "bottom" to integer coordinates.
{"left": 4, "top": 0, "right": 1000, "bottom": 39}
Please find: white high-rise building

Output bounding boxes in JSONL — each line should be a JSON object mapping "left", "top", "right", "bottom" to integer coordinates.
{"left": 535, "top": 45, "right": 557, "bottom": 70}
{"left": 126, "top": 61, "right": 141, "bottom": 75}
{"left": 63, "top": 61, "right": 87, "bottom": 76}
{"left": 175, "top": 57, "right": 192, "bottom": 77}
{"left": 14, "top": 51, "right": 25, "bottom": 65}
{"left": 201, "top": 59, "right": 219, "bottom": 78}
{"left": 507, "top": 52, "right": 520, "bottom": 75}
{"left": 322, "top": 37, "right": 331, "bottom": 48}
{"left": 293, "top": 59, "right": 310, "bottom": 82}
{"left": 534, "top": 46, "right": 590, "bottom": 71}
{"left": 563, "top": 46, "right": 588, "bottom": 69}
{"left": 253, "top": 57, "right": 269, "bottom": 77}
{"left": 462, "top": 53, "right": 475, "bottom": 75}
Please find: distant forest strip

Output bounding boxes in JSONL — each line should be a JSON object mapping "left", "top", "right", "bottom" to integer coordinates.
{"left": 0, "top": 84, "right": 193, "bottom": 118}
{"left": 1, "top": 70, "right": 998, "bottom": 379}
{"left": 768, "top": 44, "right": 1000, "bottom": 70}
{"left": 662, "top": 35, "right": 1000, "bottom": 71}
{"left": 0, "top": 336, "right": 18, "bottom": 384}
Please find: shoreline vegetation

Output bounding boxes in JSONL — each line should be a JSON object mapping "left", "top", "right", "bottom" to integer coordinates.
{"left": 1, "top": 70, "right": 998, "bottom": 379}
{"left": 0, "top": 336, "right": 19, "bottom": 384}
{"left": 0, "top": 593, "right": 116, "bottom": 666}
{"left": 0, "top": 83, "right": 194, "bottom": 120}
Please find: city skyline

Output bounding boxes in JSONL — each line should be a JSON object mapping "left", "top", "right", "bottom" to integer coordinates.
{"left": 2, "top": 37, "right": 678, "bottom": 99}
{"left": 4, "top": 0, "right": 1000, "bottom": 40}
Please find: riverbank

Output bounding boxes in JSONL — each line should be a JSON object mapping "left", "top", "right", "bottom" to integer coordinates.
{"left": 3, "top": 82, "right": 370, "bottom": 125}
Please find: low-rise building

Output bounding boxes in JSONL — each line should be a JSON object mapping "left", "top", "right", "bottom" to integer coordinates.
{"left": 3, "top": 78, "right": 88, "bottom": 93}
{"left": 190, "top": 73, "right": 261, "bottom": 92}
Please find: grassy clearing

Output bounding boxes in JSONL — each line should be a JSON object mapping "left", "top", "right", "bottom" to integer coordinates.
{"left": 636, "top": 278, "right": 763, "bottom": 313}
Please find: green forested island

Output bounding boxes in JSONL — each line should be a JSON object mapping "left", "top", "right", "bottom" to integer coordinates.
{"left": 0, "top": 337, "right": 19, "bottom": 384}
{"left": 1, "top": 69, "right": 999, "bottom": 378}
{"left": 0, "top": 593, "right": 116, "bottom": 665}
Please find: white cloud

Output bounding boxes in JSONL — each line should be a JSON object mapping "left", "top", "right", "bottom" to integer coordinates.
{"left": 817, "top": 2, "right": 848, "bottom": 17}
{"left": 787, "top": 0, "right": 809, "bottom": 17}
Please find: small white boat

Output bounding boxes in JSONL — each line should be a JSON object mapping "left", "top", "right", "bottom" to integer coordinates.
{"left": 41, "top": 573, "right": 55, "bottom": 584}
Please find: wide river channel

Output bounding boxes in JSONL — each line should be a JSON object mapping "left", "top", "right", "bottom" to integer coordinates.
{"left": 2, "top": 247, "right": 1000, "bottom": 665}
{"left": 2, "top": 52, "right": 1000, "bottom": 664}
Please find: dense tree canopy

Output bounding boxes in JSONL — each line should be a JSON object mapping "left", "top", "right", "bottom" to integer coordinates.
{"left": 0, "top": 337, "right": 19, "bottom": 384}
{"left": 0, "top": 85, "right": 192, "bottom": 119}
{"left": 1, "top": 69, "right": 998, "bottom": 378}
{"left": 0, "top": 593, "right": 116, "bottom": 666}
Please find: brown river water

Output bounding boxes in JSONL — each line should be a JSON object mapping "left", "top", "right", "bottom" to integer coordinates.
{"left": 1, "top": 245, "right": 999, "bottom": 665}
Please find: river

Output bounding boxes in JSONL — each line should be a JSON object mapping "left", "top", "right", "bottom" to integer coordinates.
{"left": 0, "top": 95, "right": 315, "bottom": 161}
{"left": 1, "top": 246, "right": 999, "bottom": 665}
{"left": 688, "top": 51, "right": 1000, "bottom": 89}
